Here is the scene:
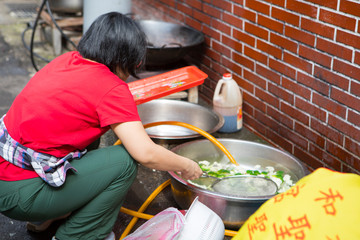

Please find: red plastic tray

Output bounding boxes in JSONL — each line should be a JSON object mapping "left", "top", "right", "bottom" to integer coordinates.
{"left": 128, "top": 66, "right": 207, "bottom": 105}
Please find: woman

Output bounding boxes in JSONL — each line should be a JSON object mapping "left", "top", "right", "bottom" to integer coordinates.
{"left": 0, "top": 12, "right": 202, "bottom": 240}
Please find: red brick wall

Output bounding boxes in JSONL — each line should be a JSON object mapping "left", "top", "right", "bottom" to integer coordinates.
{"left": 134, "top": 0, "right": 360, "bottom": 174}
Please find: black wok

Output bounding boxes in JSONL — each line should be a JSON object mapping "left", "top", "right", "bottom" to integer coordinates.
{"left": 138, "top": 20, "right": 204, "bottom": 67}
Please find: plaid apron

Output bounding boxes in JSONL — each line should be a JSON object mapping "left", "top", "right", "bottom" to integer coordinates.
{"left": 0, "top": 115, "right": 86, "bottom": 187}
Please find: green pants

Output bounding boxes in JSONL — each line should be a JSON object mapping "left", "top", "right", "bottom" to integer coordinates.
{"left": 0, "top": 145, "right": 138, "bottom": 240}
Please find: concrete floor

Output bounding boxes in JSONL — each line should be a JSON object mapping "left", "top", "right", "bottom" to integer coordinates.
{"left": 0, "top": 1, "right": 268, "bottom": 239}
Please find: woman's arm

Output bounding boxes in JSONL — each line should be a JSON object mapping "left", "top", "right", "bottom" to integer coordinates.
{"left": 111, "top": 121, "right": 203, "bottom": 180}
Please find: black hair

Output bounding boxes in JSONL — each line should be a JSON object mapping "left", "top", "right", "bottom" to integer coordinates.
{"left": 77, "top": 12, "right": 147, "bottom": 78}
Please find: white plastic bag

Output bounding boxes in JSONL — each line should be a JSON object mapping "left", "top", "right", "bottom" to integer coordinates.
{"left": 123, "top": 207, "right": 185, "bottom": 240}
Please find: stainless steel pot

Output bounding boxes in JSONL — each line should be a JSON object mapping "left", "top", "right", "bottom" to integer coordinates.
{"left": 137, "top": 99, "right": 224, "bottom": 143}
{"left": 48, "top": 0, "right": 83, "bottom": 13}
{"left": 169, "top": 139, "right": 308, "bottom": 229}
{"left": 138, "top": 20, "right": 204, "bottom": 66}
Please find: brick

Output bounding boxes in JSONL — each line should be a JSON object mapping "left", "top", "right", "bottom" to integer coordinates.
{"left": 202, "top": 3, "right": 221, "bottom": 18}
{"left": 326, "top": 140, "right": 360, "bottom": 170}
{"left": 256, "top": 87, "right": 281, "bottom": 108}
{"left": 185, "top": 16, "right": 202, "bottom": 30}
{"left": 262, "top": 0, "right": 285, "bottom": 7}
{"left": 205, "top": 47, "right": 222, "bottom": 62}
{"left": 245, "top": 22, "right": 269, "bottom": 40}
{"left": 256, "top": 64, "right": 281, "bottom": 84}
{"left": 348, "top": 110, "right": 360, "bottom": 128}
{"left": 319, "top": 9, "right": 356, "bottom": 31}
{"left": 267, "top": 106, "right": 294, "bottom": 129}
{"left": 343, "top": 164, "right": 360, "bottom": 174}
{"left": 304, "top": 0, "right": 337, "bottom": 9}
{"left": 165, "top": 8, "right": 185, "bottom": 22}
{"left": 257, "top": 39, "right": 282, "bottom": 59}
{"left": 297, "top": 72, "right": 330, "bottom": 95}
{"left": 244, "top": 69, "right": 266, "bottom": 89}
{"left": 270, "top": 33, "right": 298, "bottom": 53}
{"left": 212, "top": 40, "right": 231, "bottom": 58}
{"left": 283, "top": 52, "right": 312, "bottom": 74}
{"left": 235, "top": 75, "right": 254, "bottom": 94}
{"left": 281, "top": 101, "right": 309, "bottom": 125}
{"left": 222, "top": 35, "right": 242, "bottom": 53}
{"left": 340, "top": 0, "right": 360, "bottom": 18}
{"left": 345, "top": 136, "right": 360, "bottom": 157}
{"left": 233, "top": 52, "right": 255, "bottom": 70}
{"left": 287, "top": 0, "right": 318, "bottom": 18}
{"left": 233, "top": 29, "right": 255, "bottom": 47}
{"left": 193, "top": 9, "right": 212, "bottom": 25}
{"left": 244, "top": 46, "right": 268, "bottom": 65}
{"left": 212, "top": 0, "right": 232, "bottom": 12}
{"left": 294, "top": 146, "right": 324, "bottom": 169}
{"left": 355, "top": 51, "right": 360, "bottom": 66}
{"left": 316, "top": 38, "right": 352, "bottom": 62}
{"left": 246, "top": 93, "right": 266, "bottom": 112}
{"left": 234, "top": 5, "right": 256, "bottom": 23}
{"left": 211, "top": 19, "right": 231, "bottom": 36}
{"left": 299, "top": 45, "right": 331, "bottom": 68}
{"left": 269, "top": 58, "right": 296, "bottom": 79}
{"left": 336, "top": 30, "right": 360, "bottom": 50}
{"left": 246, "top": 112, "right": 267, "bottom": 136}
{"left": 279, "top": 126, "right": 308, "bottom": 149}
{"left": 312, "top": 92, "right": 347, "bottom": 118}
{"left": 186, "top": 0, "right": 202, "bottom": 10}
{"left": 246, "top": 0, "right": 270, "bottom": 15}
{"left": 309, "top": 143, "right": 342, "bottom": 171}
{"left": 329, "top": 114, "right": 360, "bottom": 142}
{"left": 311, "top": 118, "right": 343, "bottom": 145}
{"left": 222, "top": 57, "right": 243, "bottom": 75}
{"left": 351, "top": 80, "right": 360, "bottom": 96}
{"left": 266, "top": 130, "right": 293, "bottom": 154}
{"left": 269, "top": 81, "right": 294, "bottom": 105}
{"left": 314, "top": 66, "right": 349, "bottom": 91}
{"left": 232, "top": 0, "right": 244, "bottom": 4}
{"left": 333, "top": 58, "right": 360, "bottom": 81}
{"left": 254, "top": 107, "right": 278, "bottom": 129}
{"left": 258, "top": 15, "right": 284, "bottom": 34}
{"left": 223, "top": 12, "right": 243, "bottom": 28}
{"left": 283, "top": 77, "right": 311, "bottom": 100}
{"left": 177, "top": 2, "right": 192, "bottom": 16}
{"left": 285, "top": 25, "right": 315, "bottom": 47}
{"left": 331, "top": 87, "right": 360, "bottom": 113}
{"left": 272, "top": 7, "right": 300, "bottom": 26}
{"left": 295, "top": 122, "right": 325, "bottom": 148}
{"left": 202, "top": 25, "right": 221, "bottom": 41}
{"left": 301, "top": 18, "right": 335, "bottom": 40}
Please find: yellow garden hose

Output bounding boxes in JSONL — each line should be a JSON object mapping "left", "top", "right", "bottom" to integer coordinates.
{"left": 115, "top": 121, "right": 239, "bottom": 239}
{"left": 114, "top": 120, "right": 238, "bottom": 165}
{"left": 119, "top": 180, "right": 238, "bottom": 238}
{"left": 119, "top": 179, "right": 171, "bottom": 239}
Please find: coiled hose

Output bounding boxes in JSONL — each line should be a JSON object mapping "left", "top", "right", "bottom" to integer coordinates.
{"left": 114, "top": 121, "right": 238, "bottom": 239}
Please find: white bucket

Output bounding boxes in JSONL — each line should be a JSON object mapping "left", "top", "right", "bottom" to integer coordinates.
{"left": 177, "top": 197, "right": 225, "bottom": 240}
{"left": 83, "top": 0, "right": 132, "bottom": 33}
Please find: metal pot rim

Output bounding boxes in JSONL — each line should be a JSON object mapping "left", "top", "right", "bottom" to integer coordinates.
{"left": 169, "top": 138, "right": 309, "bottom": 201}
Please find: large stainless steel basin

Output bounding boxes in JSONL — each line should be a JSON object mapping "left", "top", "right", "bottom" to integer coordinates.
{"left": 169, "top": 139, "right": 308, "bottom": 229}
{"left": 137, "top": 99, "right": 224, "bottom": 143}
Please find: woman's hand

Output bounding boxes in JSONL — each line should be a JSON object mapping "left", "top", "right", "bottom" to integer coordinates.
{"left": 177, "top": 159, "right": 203, "bottom": 180}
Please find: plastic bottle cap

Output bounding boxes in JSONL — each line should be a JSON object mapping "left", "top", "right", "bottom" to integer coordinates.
{"left": 223, "top": 73, "right": 232, "bottom": 80}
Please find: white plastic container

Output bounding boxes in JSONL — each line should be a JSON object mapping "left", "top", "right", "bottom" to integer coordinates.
{"left": 213, "top": 73, "right": 243, "bottom": 133}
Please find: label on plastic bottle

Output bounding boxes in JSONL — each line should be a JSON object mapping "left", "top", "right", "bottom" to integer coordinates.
{"left": 237, "top": 106, "right": 243, "bottom": 130}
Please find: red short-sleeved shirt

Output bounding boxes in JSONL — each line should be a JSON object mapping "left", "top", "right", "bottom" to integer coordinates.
{"left": 0, "top": 51, "right": 140, "bottom": 181}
